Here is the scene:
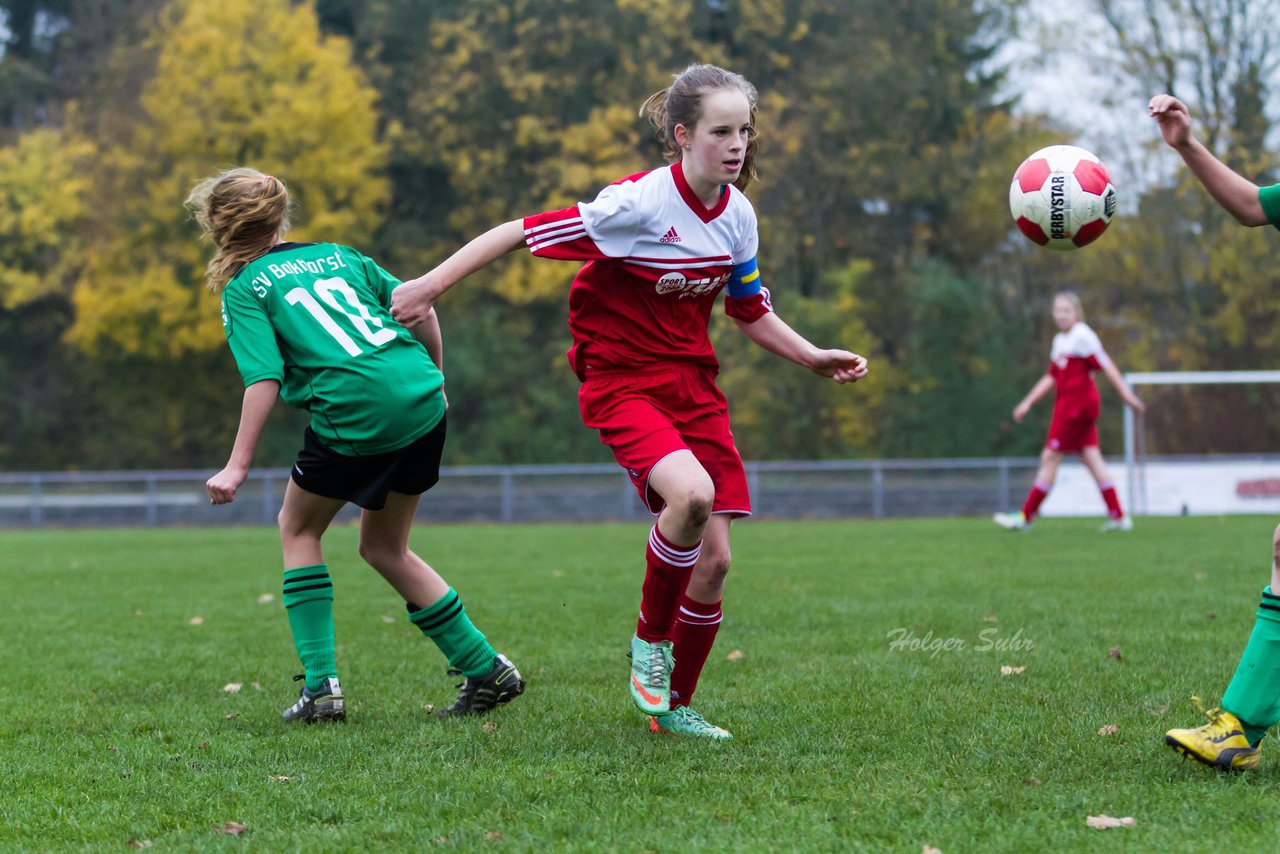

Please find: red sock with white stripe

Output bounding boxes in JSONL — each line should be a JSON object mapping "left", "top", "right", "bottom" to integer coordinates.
{"left": 1021, "top": 480, "right": 1051, "bottom": 520}
{"left": 670, "top": 595, "right": 722, "bottom": 708}
{"left": 1099, "top": 481, "right": 1123, "bottom": 518}
{"left": 636, "top": 526, "right": 701, "bottom": 642}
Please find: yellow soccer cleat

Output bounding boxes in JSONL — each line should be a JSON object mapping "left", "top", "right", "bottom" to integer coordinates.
{"left": 1165, "top": 697, "right": 1261, "bottom": 772}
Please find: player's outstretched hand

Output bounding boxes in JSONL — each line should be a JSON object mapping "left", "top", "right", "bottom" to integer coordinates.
{"left": 1148, "top": 94, "right": 1192, "bottom": 149}
{"left": 1012, "top": 401, "right": 1031, "bottom": 423}
{"left": 811, "top": 350, "right": 868, "bottom": 384}
{"left": 207, "top": 465, "right": 248, "bottom": 505}
{"left": 391, "top": 274, "right": 443, "bottom": 329}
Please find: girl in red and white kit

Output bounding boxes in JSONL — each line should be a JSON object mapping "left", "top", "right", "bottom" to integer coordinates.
{"left": 995, "top": 291, "right": 1145, "bottom": 531}
{"left": 392, "top": 64, "right": 868, "bottom": 738}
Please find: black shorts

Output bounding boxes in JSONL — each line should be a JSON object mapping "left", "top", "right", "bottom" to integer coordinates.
{"left": 290, "top": 415, "right": 447, "bottom": 511}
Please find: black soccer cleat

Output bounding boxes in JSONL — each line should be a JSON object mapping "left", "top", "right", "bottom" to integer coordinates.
{"left": 435, "top": 654, "right": 525, "bottom": 717}
{"left": 282, "top": 675, "right": 346, "bottom": 723}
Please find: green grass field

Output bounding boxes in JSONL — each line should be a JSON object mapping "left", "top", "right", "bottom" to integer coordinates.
{"left": 4, "top": 516, "right": 1280, "bottom": 852}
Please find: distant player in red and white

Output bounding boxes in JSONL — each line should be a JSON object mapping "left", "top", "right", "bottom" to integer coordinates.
{"left": 393, "top": 64, "right": 868, "bottom": 739}
{"left": 994, "top": 291, "right": 1145, "bottom": 531}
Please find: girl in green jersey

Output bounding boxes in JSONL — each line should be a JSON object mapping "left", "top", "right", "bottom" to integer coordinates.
{"left": 1151, "top": 94, "right": 1280, "bottom": 771}
{"left": 188, "top": 167, "right": 523, "bottom": 722}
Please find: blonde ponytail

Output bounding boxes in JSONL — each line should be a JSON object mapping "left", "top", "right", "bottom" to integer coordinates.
{"left": 185, "top": 168, "right": 292, "bottom": 292}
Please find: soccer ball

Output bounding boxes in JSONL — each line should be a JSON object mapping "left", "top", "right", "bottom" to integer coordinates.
{"left": 1009, "top": 145, "right": 1117, "bottom": 250}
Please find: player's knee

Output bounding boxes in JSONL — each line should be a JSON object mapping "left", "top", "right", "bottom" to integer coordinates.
{"left": 686, "top": 491, "right": 714, "bottom": 529}
{"left": 357, "top": 538, "right": 395, "bottom": 571}
{"left": 277, "top": 510, "right": 304, "bottom": 544}
{"left": 699, "top": 547, "right": 732, "bottom": 588}
{"left": 669, "top": 483, "right": 714, "bottom": 528}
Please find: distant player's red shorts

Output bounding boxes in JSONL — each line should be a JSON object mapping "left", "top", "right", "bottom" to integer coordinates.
{"left": 1046, "top": 412, "right": 1098, "bottom": 452}
{"left": 578, "top": 362, "right": 751, "bottom": 516}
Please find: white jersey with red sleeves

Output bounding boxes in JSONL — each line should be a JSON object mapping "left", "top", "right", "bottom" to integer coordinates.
{"left": 1049, "top": 321, "right": 1111, "bottom": 419}
{"left": 522, "top": 160, "right": 768, "bottom": 379}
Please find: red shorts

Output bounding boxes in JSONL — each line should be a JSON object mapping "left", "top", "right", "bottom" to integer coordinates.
{"left": 1046, "top": 412, "right": 1098, "bottom": 452}
{"left": 578, "top": 362, "right": 751, "bottom": 516}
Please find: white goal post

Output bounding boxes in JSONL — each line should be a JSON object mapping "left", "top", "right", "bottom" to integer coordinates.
{"left": 1123, "top": 370, "right": 1280, "bottom": 514}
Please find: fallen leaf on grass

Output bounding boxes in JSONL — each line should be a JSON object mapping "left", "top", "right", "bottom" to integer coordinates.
{"left": 486, "top": 830, "right": 503, "bottom": 841}
{"left": 423, "top": 704, "right": 434, "bottom": 713}
{"left": 1000, "top": 666, "right": 1025, "bottom": 676}
{"left": 1195, "top": 572, "right": 1205, "bottom": 582}
{"left": 1086, "top": 815, "right": 1135, "bottom": 830}
{"left": 257, "top": 594, "right": 274, "bottom": 604}
{"left": 188, "top": 616, "right": 204, "bottom": 625}
{"left": 1108, "top": 647, "right": 1123, "bottom": 661}
{"left": 1022, "top": 777, "right": 1041, "bottom": 786}
{"left": 922, "top": 846, "right": 942, "bottom": 854}
{"left": 225, "top": 713, "right": 239, "bottom": 720}
{"left": 251, "top": 682, "right": 262, "bottom": 691}
{"left": 223, "top": 683, "right": 242, "bottom": 693}
{"left": 108, "top": 745, "right": 118, "bottom": 754}
{"left": 268, "top": 775, "right": 291, "bottom": 782}
{"left": 481, "top": 721, "right": 498, "bottom": 733}
{"left": 551, "top": 570, "right": 564, "bottom": 578}
{"left": 215, "top": 821, "right": 247, "bottom": 837}
{"left": 1097, "top": 724, "right": 1119, "bottom": 736}
{"left": 134, "top": 610, "right": 143, "bottom": 617}
{"left": 726, "top": 649, "right": 745, "bottom": 662}
{"left": 381, "top": 616, "right": 395, "bottom": 624}
{"left": 981, "top": 614, "right": 997, "bottom": 622}
{"left": 198, "top": 742, "right": 209, "bottom": 750}
{"left": 1146, "top": 704, "right": 1169, "bottom": 716}
{"left": 126, "top": 840, "right": 152, "bottom": 849}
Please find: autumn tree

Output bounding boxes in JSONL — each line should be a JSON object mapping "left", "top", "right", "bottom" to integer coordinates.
{"left": 0, "top": 0, "right": 389, "bottom": 468}
{"left": 66, "top": 0, "right": 388, "bottom": 360}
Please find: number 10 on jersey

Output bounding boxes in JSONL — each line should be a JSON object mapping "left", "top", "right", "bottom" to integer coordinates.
{"left": 285, "top": 277, "right": 396, "bottom": 357}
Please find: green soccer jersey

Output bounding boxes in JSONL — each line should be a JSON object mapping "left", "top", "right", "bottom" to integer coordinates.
{"left": 1260, "top": 184, "right": 1280, "bottom": 230}
{"left": 221, "top": 242, "right": 445, "bottom": 456}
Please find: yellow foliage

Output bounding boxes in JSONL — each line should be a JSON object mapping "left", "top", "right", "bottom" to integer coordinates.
{"left": 67, "top": 0, "right": 388, "bottom": 357}
{"left": 0, "top": 130, "right": 97, "bottom": 308}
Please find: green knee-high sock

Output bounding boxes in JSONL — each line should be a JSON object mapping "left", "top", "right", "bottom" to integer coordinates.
{"left": 1221, "top": 587, "right": 1280, "bottom": 744}
{"left": 282, "top": 564, "right": 338, "bottom": 692}
{"left": 407, "top": 588, "right": 496, "bottom": 678}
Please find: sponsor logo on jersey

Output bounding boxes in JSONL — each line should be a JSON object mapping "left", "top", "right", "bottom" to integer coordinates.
{"left": 659, "top": 226, "right": 681, "bottom": 244}
{"left": 653, "top": 272, "right": 731, "bottom": 299}
{"left": 655, "top": 273, "right": 688, "bottom": 294}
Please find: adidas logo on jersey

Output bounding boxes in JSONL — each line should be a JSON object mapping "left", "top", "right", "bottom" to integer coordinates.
{"left": 659, "top": 226, "right": 681, "bottom": 244}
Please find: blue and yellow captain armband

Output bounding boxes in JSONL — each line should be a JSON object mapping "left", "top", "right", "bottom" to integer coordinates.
{"left": 1259, "top": 184, "right": 1280, "bottom": 231}
{"left": 727, "top": 257, "right": 762, "bottom": 299}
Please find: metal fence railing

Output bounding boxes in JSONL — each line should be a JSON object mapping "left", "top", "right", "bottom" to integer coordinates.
{"left": 0, "top": 458, "right": 1043, "bottom": 529}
